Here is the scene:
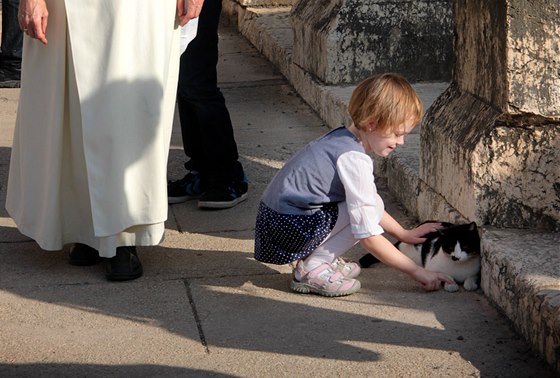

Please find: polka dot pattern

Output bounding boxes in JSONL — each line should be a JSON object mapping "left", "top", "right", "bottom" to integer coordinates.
{"left": 254, "top": 202, "right": 338, "bottom": 264}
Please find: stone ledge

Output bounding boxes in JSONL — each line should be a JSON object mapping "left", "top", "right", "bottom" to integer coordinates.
{"left": 222, "top": 1, "right": 560, "bottom": 372}
{"left": 482, "top": 229, "right": 560, "bottom": 372}
{"left": 386, "top": 134, "right": 420, "bottom": 215}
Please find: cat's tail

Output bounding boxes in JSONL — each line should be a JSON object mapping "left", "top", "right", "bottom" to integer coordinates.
{"left": 359, "top": 253, "right": 381, "bottom": 268}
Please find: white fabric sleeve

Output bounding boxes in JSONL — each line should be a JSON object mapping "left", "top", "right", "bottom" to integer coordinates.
{"left": 336, "top": 151, "right": 385, "bottom": 239}
{"left": 180, "top": 18, "right": 199, "bottom": 54}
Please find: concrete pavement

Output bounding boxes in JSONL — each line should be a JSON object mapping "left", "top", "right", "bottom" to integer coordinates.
{"left": 0, "top": 20, "right": 556, "bottom": 378}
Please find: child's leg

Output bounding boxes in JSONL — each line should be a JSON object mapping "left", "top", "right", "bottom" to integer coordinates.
{"left": 291, "top": 203, "right": 361, "bottom": 296}
{"left": 300, "top": 202, "right": 357, "bottom": 273}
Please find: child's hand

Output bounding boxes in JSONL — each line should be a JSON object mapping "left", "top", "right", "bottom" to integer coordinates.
{"left": 410, "top": 267, "right": 455, "bottom": 291}
{"left": 401, "top": 222, "right": 442, "bottom": 244}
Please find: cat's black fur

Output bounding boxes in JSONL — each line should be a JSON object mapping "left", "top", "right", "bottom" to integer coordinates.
{"left": 359, "top": 221, "right": 481, "bottom": 292}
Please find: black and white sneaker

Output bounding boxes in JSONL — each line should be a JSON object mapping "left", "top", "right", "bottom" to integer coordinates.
{"left": 198, "top": 175, "right": 248, "bottom": 209}
{"left": 168, "top": 171, "right": 205, "bottom": 204}
{"left": 0, "top": 63, "right": 21, "bottom": 88}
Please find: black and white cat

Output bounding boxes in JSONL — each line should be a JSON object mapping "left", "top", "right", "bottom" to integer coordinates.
{"left": 359, "top": 222, "right": 481, "bottom": 292}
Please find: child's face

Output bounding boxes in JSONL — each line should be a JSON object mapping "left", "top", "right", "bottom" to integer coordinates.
{"left": 361, "top": 119, "right": 416, "bottom": 157}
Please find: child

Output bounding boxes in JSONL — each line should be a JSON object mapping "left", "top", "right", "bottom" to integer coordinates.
{"left": 254, "top": 73, "right": 454, "bottom": 297}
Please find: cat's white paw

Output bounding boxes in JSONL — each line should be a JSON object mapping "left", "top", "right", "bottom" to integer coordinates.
{"left": 444, "top": 282, "right": 459, "bottom": 292}
{"left": 463, "top": 276, "right": 479, "bottom": 291}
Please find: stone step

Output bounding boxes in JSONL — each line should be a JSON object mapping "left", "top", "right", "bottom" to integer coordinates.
{"left": 482, "top": 229, "right": 560, "bottom": 372}
{"left": 222, "top": 1, "right": 560, "bottom": 372}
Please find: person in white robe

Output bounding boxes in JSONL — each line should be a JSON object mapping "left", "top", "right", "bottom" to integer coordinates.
{"left": 7, "top": 0, "right": 203, "bottom": 280}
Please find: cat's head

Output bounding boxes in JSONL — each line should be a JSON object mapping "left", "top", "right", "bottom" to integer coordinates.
{"left": 437, "top": 222, "right": 480, "bottom": 261}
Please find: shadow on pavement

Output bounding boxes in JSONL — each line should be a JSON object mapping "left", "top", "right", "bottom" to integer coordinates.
{"left": 0, "top": 363, "right": 235, "bottom": 377}
{"left": 0, "top": 235, "right": 554, "bottom": 377}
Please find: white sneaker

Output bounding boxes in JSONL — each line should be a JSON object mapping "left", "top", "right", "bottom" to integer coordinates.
{"left": 290, "top": 261, "right": 361, "bottom": 297}
{"left": 331, "top": 257, "right": 361, "bottom": 279}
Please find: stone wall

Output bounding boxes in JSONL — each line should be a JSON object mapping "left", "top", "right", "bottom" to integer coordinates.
{"left": 482, "top": 229, "right": 560, "bottom": 373}
{"left": 291, "top": 0, "right": 454, "bottom": 85}
{"left": 420, "top": 0, "right": 560, "bottom": 231}
{"left": 455, "top": 0, "right": 560, "bottom": 117}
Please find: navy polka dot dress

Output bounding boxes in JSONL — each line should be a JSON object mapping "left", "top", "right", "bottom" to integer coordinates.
{"left": 254, "top": 202, "right": 338, "bottom": 264}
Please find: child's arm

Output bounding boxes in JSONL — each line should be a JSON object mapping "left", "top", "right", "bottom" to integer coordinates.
{"left": 380, "top": 211, "right": 442, "bottom": 244}
{"left": 360, "top": 234, "right": 454, "bottom": 291}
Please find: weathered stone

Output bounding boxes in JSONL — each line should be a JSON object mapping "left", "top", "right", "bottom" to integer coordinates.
{"left": 421, "top": 0, "right": 560, "bottom": 231}
{"left": 482, "top": 115, "right": 560, "bottom": 229}
{"left": 291, "top": 0, "right": 454, "bottom": 85}
{"left": 421, "top": 84, "right": 560, "bottom": 230}
{"left": 455, "top": 0, "right": 560, "bottom": 117}
{"left": 481, "top": 229, "right": 560, "bottom": 372}
{"left": 385, "top": 134, "right": 419, "bottom": 216}
{"left": 416, "top": 179, "right": 468, "bottom": 224}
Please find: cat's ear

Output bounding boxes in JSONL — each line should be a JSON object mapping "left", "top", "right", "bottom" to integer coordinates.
{"left": 468, "top": 222, "right": 478, "bottom": 231}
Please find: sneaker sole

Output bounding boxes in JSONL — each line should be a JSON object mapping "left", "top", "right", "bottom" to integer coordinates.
{"left": 0, "top": 80, "right": 20, "bottom": 89}
{"left": 168, "top": 194, "right": 202, "bottom": 204}
{"left": 290, "top": 279, "right": 361, "bottom": 297}
{"left": 198, "top": 192, "right": 248, "bottom": 209}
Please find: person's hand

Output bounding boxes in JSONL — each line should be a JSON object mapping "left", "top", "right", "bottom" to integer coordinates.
{"left": 18, "top": 0, "right": 49, "bottom": 45}
{"left": 400, "top": 222, "right": 442, "bottom": 244}
{"left": 177, "top": 0, "right": 204, "bottom": 26}
{"left": 410, "top": 267, "right": 455, "bottom": 291}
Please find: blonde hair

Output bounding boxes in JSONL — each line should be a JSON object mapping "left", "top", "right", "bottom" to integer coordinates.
{"left": 348, "top": 73, "right": 423, "bottom": 133}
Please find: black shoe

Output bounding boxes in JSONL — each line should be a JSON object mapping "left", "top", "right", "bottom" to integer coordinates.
{"left": 168, "top": 171, "right": 205, "bottom": 204}
{"left": 0, "top": 63, "right": 21, "bottom": 88}
{"left": 69, "top": 243, "right": 102, "bottom": 266}
{"left": 198, "top": 175, "right": 248, "bottom": 209}
{"left": 105, "top": 246, "right": 143, "bottom": 281}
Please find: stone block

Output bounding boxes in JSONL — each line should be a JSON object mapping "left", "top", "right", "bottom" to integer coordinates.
{"left": 455, "top": 0, "right": 560, "bottom": 116}
{"left": 416, "top": 180, "right": 467, "bottom": 224}
{"left": 420, "top": 84, "right": 560, "bottom": 230}
{"left": 481, "top": 229, "right": 560, "bottom": 373}
{"left": 385, "top": 134, "right": 420, "bottom": 218}
{"left": 291, "top": 0, "right": 454, "bottom": 85}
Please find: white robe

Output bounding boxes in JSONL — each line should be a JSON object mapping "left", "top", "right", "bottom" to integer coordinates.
{"left": 6, "top": 0, "right": 182, "bottom": 257}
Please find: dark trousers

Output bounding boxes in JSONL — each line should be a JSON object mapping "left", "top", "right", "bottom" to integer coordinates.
{"left": 177, "top": 0, "right": 243, "bottom": 185}
{"left": 1, "top": 0, "right": 23, "bottom": 62}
